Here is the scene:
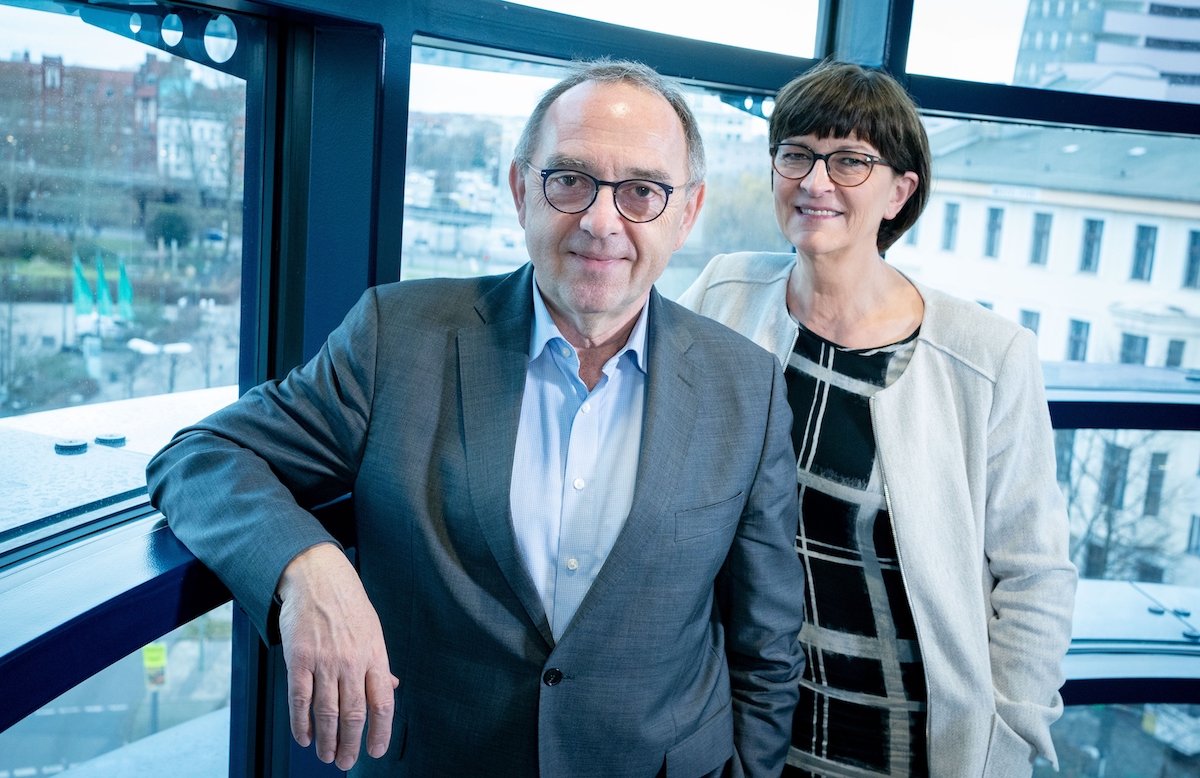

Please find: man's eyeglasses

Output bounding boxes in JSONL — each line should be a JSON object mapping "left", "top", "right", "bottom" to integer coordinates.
{"left": 770, "top": 143, "right": 891, "bottom": 187}
{"left": 536, "top": 168, "right": 677, "bottom": 223}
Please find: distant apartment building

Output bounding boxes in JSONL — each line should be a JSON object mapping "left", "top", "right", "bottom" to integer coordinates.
{"left": 0, "top": 51, "right": 244, "bottom": 228}
{"left": 1014, "top": 0, "right": 1200, "bottom": 103}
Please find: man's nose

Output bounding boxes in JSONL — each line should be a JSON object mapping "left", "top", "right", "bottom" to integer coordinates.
{"left": 578, "top": 185, "right": 624, "bottom": 237}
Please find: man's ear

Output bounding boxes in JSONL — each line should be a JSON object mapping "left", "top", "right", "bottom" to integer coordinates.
{"left": 509, "top": 160, "right": 527, "bottom": 229}
{"left": 672, "top": 181, "right": 706, "bottom": 252}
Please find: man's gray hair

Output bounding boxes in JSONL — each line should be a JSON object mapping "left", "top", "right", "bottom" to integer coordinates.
{"left": 513, "top": 59, "right": 707, "bottom": 184}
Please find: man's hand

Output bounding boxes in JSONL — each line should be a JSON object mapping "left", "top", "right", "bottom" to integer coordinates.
{"left": 276, "top": 542, "right": 399, "bottom": 770}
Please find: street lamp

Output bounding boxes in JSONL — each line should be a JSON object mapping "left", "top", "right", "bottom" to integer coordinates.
{"left": 126, "top": 337, "right": 192, "bottom": 393}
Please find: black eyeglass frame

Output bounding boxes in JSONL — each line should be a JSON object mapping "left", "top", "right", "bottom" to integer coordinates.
{"left": 769, "top": 143, "right": 892, "bottom": 187}
{"left": 536, "top": 168, "right": 678, "bottom": 223}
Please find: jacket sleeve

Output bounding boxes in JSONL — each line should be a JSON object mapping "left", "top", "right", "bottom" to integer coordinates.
{"left": 146, "top": 287, "right": 382, "bottom": 640}
{"left": 982, "top": 327, "right": 1077, "bottom": 772}
{"left": 724, "top": 354, "right": 806, "bottom": 778}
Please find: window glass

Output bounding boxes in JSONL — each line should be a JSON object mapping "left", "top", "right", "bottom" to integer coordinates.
{"left": 1054, "top": 429, "right": 1200, "bottom": 585}
{"left": 887, "top": 120, "right": 1200, "bottom": 370}
{"left": 502, "top": 0, "right": 819, "bottom": 59}
{"left": 985, "top": 206, "right": 1005, "bottom": 258}
{"left": 0, "top": 603, "right": 232, "bottom": 776}
{"left": 908, "top": 0, "right": 1200, "bottom": 105}
{"left": 1040, "top": 703, "right": 1200, "bottom": 774}
{"left": 1031, "top": 212, "right": 1052, "bottom": 265}
{"left": 401, "top": 46, "right": 788, "bottom": 300}
{"left": 0, "top": 2, "right": 247, "bottom": 538}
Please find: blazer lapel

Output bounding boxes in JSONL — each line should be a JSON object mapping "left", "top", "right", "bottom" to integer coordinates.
{"left": 557, "top": 291, "right": 701, "bottom": 642}
{"left": 457, "top": 264, "right": 555, "bottom": 649}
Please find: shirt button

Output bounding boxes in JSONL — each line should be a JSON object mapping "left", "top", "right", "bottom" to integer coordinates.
{"left": 560, "top": 346, "right": 571, "bottom": 358}
{"left": 543, "top": 668, "right": 563, "bottom": 686}
{"left": 567, "top": 558, "right": 579, "bottom": 571}
{"left": 573, "top": 477, "right": 585, "bottom": 491}
{"left": 581, "top": 402, "right": 591, "bottom": 414}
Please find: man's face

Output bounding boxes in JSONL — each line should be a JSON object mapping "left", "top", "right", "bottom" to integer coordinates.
{"left": 509, "top": 80, "right": 705, "bottom": 338}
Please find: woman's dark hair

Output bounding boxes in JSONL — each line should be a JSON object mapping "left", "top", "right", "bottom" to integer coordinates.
{"left": 770, "top": 60, "right": 931, "bottom": 253}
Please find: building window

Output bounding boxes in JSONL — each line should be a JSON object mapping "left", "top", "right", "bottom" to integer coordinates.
{"left": 1080, "top": 218, "right": 1103, "bottom": 272}
{"left": 1144, "top": 452, "right": 1168, "bottom": 517}
{"left": 905, "top": 220, "right": 918, "bottom": 246}
{"left": 984, "top": 207, "right": 1004, "bottom": 258}
{"left": 1132, "top": 224, "right": 1157, "bottom": 281}
{"left": 1068, "top": 319, "right": 1090, "bottom": 361}
{"left": 978, "top": 301, "right": 993, "bottom": 309}
{"left": 1055, "top": 428, "right": 1075, "bottom": 483}
{"left": 1084, "top": 541, "right": 1107, "bottom": 578}
{"left": 1099, "top": 442, "right": 1131, "bottom": 509}
{"left": 1019, "top": 309, "right": 1040, "bottom": 333}
{"left": 1030, "top": 212, "right": 1052, "bottom": 265}
{"left": 1185, "top": 230, "right": 1200, "bottom": 289}
{"left": 1168, "top": 339, "right": 1186, "bottom": 368}
{"left": 1137, "top": 561, "right": 1165, "bottom": 583}
{"left": 1120, "top": 333, "right": 1148, "bottom": 365}
{"left": 942, "top": 202, "right": 959, "bottom": 251}
{"left": 1190, "top": 516, "right": 1200, "bottom": 555}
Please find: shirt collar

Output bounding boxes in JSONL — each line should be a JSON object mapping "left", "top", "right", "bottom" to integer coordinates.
{"left": 529, "top": 272, "right": 649, "bottom": 374}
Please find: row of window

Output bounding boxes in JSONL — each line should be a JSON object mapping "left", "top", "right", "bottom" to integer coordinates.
{"left": 1055, "top": 432, "right": 1169, "bottom": 517}
{"left": 1017, "top": 312, "right": 1188, "bottom": 366}
{"left": 924, "top": 204, "right": 1200, "bottom": 287}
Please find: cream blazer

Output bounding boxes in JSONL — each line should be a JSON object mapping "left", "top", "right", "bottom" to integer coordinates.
{"left": 680, "top": 252, "right": 1077, "bottom": 778}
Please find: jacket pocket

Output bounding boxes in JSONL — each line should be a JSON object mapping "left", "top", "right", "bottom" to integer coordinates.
{"left": 674, "top": 492, "right": 744, "bottom": 542}
{"left": 391, "top": 711, "right": 408, "bottom": 761}
{"left": 664, "top": 702, "right": 734, "bottom": 777}
{"left": 981, "top": 712, "right": 1034, "bottom": 778}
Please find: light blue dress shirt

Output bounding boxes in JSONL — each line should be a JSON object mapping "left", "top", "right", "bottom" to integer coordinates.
{"left": 509, "top": 274, "right": 648, "bottom": 640}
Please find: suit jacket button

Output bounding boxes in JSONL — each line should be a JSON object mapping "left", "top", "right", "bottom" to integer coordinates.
{"left": 542, "top": 668, "right": 563, "bottom": 686}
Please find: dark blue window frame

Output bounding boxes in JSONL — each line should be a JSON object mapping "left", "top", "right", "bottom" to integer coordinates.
{"left": 3, "top": 0, "right": 1200, "bottom": 774}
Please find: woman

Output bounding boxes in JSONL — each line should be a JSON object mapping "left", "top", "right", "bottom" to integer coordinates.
{"left": 679, "top": 61, "right": 1076, "bottom": 778}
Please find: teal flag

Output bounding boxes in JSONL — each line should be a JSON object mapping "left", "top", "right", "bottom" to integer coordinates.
{"left": 118, "top": 258, "right": 135, "bottom": 321}
{"left": 96, "top": 249, "right": 114, "bottom": 318}
{"left": 73, "top": 253, "right": 95, "bottom": 316}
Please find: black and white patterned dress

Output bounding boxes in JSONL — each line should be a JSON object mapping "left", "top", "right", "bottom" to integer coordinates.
{"left": 781, "top": 322, "right": 928, "bottom": 778}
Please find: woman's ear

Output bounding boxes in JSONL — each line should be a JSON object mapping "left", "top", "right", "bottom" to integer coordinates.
{"left": 885, "top": 170, "right": 919, "bottom": 220}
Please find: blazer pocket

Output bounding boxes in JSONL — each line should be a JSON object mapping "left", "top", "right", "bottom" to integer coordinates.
{"left": 674, "top": 492, "right": 744, "bottom": 542}
{"left": 981, "top": 712, "right": 1035, "bottom": 778}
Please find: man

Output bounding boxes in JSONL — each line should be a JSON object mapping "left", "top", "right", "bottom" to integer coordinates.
{"left": 148, "top": 60, "right": 804, "bottom": 778}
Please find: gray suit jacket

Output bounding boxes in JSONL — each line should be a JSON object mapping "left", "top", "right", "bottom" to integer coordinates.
{"left": 148, "top": 264, "right": 804, "bottom": 778}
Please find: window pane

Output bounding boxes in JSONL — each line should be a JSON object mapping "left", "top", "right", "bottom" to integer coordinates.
{"left": 1020, "top": 308, "right": 1041, "bottom": 332}
{"left": 401, "top": 46, "right": 788, "bottom": 299}
{"left": 1030, "top": 212, "right": 1052, "bottom": 265}
{"left": 941, "top": 202, "right": 959, "bottom": 251}
{"left": 0, "top": 604, "right": 232, "bottom": 776}
{"left": 0, "top": 2, "right": 248, "bottom": 539}
{"left": 1038, "top": 703, "right": 1200, "bottom": 776}
{"left": 908, "top": 0, "right": 1200, "bottom": 106}
{"left": 1080, "top": 218, "right": 1103, "bottom": 273}
{"left": 503, "top": 0, "right": 819, "bottom": 58}
{"left": 1055, "top": 429, "right": 1200, "bottom": 584}
{"left": 985, "top": 206, "right": 1005, "bottom": 258}
{"left": 887, "top": 120, "right": 1200, "bottom": 370}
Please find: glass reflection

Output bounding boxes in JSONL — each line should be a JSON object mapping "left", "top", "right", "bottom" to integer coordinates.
{"left": 909, "top": 0, "right": 1200, "bottom": 105}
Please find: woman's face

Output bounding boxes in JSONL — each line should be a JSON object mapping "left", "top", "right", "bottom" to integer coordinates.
{"left": 772, "top": 131, "right": 918, "bottom": 262}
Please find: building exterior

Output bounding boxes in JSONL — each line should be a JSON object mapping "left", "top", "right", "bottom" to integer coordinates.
{"left": 0, "top": 51, "right": 244, "bottom": 231}
{"left": 1014, "top": 0, "right": 1200, "bottom": 103}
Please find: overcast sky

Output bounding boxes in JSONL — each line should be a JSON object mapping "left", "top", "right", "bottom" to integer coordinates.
{"left": 0, "top": 0, "right": 1031, "bottom": 101}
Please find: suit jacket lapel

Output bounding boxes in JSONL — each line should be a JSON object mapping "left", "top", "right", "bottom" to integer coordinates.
{"left": 557, "top": 290, "right": 700, "bottom": 643}
{"left": 457, "top": 264, "right": 555, "bottom": 649}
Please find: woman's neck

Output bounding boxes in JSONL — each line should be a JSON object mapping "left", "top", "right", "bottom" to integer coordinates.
{"left": 786, "top": 250, "right": 924, "bottom": 349}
